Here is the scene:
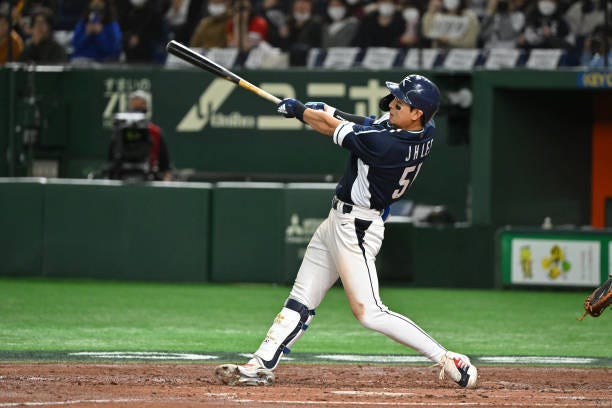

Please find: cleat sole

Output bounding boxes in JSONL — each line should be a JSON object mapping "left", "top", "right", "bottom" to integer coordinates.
{"left": 215, "top": 364, "right": 275, "bottom": 386}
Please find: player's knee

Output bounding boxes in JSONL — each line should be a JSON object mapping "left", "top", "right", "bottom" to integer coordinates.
{"left": 353, "top": 303, "right": 392, "bottom": 332}
{"left": 358, "top": 313, "right": 380, "bottom": 331}
{"left": 352, "top": 304, "right": 380, "bottom": 331}
{"left": 285, "top": 298, "right": 314, "bottom": 322}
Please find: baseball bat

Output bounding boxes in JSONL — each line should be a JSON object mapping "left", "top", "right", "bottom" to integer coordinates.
{"left": 166, "top": 40, "right": 281, "bottom": 105}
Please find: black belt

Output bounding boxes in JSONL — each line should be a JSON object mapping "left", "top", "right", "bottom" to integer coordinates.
{"left": 332, "top": 196, "right": 353, "bottom": 214}
{"left": 332, "top": 196, "right": 386, "bottom": 216}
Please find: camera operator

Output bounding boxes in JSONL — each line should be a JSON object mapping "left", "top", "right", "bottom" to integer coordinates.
{"left": 107, "top": 90, "right": 172, "bottom": 181}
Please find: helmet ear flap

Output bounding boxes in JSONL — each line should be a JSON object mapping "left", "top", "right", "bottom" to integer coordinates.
{"left": 379, "top": 93, "right": 394, "bottom": 112}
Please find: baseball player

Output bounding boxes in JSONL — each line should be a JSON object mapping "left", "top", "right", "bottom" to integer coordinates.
{"left": 215, "top": 74, "right": 478, "bottom": 389}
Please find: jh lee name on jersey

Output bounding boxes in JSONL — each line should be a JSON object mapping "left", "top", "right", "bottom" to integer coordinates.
{"left": 404, "top": 138, "right": 433, "bottom": 162}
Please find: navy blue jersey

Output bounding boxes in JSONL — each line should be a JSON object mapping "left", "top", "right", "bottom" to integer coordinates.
{"left": 332, "top": 117, "right": 435, "bottom": 211}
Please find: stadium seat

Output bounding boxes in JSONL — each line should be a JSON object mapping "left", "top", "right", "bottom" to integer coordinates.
{"left": 360, "top": 47, "right": 401, "bottom": 70}
{"left": 442, "top": 49, "right": 480, "bottom": 70}
{"left": 525, "top": 49, "right": 565, "bottom": 69}
{"left": 484, "top": 48, "right": 522, "bottom": 69}
{"left": 403, "top": 48, "right": 441, "bottom": 70}
{"left": 322, "top": 47, "right": 361, "bottom": 69}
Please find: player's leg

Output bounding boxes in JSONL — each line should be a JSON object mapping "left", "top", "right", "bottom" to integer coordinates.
{"left": 216, "top": 214, "right": 339, "bottom": 385}
{"left": 214, "top": 294, "right": 314, "bottom": 386}
{"left": 330, "top": 212, "right": 477, "bottom": 388}
{"left": 330, "top": 213, "right": 446, "bottom": 360}
{"left": 252, "top": 213, "right": 340, "bottom": 364}
{"left": 287, "top": 214, "right": 340, "bottom": 310}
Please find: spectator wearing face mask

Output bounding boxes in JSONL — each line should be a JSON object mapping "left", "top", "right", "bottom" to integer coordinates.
{"left": 480, "top": 0, "right": 527, "bottom": 49}
{"left": 189, "top": 0, "right": 231, "bottom": 49}
{"left": 281, "top": 0, "right": 321, "bottom": 66}
{"left": 259, "top": 0, "right": 288, "bottom": 49}
{"left": 518, "top": 0, "right": 574, "bottom": 51}
{"left": 422, "top": 0, "right": 480, "bottom": 48}
{"left": 353, "top": 0, "right": 406, "bottom": 48}
{"left": 322, "top": 0, "right": 359, "bottom": 47}
{"left": 399, "top": 0, "right": 425, "bottom": 48}
{"left": 70, "top": 0, "right": 122, "bottom": 63}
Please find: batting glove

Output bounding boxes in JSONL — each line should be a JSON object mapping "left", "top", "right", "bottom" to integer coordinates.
{"left": 306, "top": 101, "right": 337, "bottom": 118}
{"left": 363, "top": 115, "right": 377, "bottom": 126}
{"left": 277, "top": 98, "right": 306, "bottom": 121}
{"left": 305, "top": 102, "right": 325, "bottom": 110}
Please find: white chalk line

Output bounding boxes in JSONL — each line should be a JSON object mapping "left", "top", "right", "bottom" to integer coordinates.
{"left": 44, "top": 352, "right": 609, "bottom": 366}
{"left": 332, "top": 391, "right": 416, "bottom": 397}
{"left": 478, "top": 356, "right": 597, "bottom": 365}
{"left": 68, "top": 352, "right": 218, "bottom": 361}
{"left": 231, "top": 400, "right": 605, "bottom": 407}
{"left": 0, "top": 399, "right": 148, "bottom": 407}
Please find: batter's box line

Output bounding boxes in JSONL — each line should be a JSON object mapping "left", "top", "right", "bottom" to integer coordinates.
{"left": 0, "top": 351, "right": 610, "bottom": 367}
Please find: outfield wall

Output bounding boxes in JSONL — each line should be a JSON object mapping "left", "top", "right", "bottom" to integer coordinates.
{"left": 0, "top": 178, "right": 495, "bottom": 288}
{"left": 0, "top": 179, "right": 211, "bottom": 282}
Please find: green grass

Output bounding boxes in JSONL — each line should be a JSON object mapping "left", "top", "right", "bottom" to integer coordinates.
{"left": 0, "top": 278, "right": 609, "bottom": 356}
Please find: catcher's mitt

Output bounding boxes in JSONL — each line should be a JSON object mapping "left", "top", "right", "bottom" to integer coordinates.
{"left": 578, "top": 276, "right": 612, "bottom": 320}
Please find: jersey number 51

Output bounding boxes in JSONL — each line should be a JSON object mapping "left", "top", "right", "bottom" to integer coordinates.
{"left": 392, "top": 163, "right": 423, "bottom": 199}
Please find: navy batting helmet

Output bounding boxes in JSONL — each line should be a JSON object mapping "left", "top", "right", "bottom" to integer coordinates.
{"left": 385, "top": 74, "right": 440, "bottom": 125}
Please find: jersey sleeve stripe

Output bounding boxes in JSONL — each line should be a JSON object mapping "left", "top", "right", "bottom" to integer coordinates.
{"left": 333, "top": 121, "right": 353, "bottom": 146}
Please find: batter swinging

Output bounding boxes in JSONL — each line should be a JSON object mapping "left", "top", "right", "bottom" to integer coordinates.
{"left": 215, "top": 74, "right": 478, "bottom": 389}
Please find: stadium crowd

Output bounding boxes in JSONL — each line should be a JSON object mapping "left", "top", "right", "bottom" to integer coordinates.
{"left": 0, "top": 0, "right": 609, "bottom": 67}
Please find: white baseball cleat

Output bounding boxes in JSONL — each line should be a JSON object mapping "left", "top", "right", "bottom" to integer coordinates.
{"left": 215, "top": 362, "right": 275, "bottom": 386}
{"left": 439, "top": 351, "right": 478, "bottom": 388}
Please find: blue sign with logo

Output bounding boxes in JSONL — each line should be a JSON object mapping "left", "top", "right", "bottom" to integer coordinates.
{"left": 577, "top": 71, "right": 612, "bottom": 88}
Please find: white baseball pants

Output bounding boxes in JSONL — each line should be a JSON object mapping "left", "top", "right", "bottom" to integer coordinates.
{"left": 289, "top": 201, "right": 447, "bottom": 363}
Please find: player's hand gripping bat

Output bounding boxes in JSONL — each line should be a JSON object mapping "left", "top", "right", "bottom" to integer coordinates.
{"left": 166, "top": 40, "right": 281, "bottom": 105}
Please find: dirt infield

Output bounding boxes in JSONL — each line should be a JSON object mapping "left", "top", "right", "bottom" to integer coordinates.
{"left": 1, "top": 363, "right": 610, "bottom": 407}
